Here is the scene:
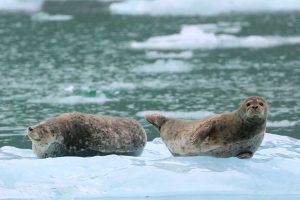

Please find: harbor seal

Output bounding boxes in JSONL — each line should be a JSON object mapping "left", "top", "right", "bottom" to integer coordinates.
{"left": 27, "top": 112, "right": 147, "bottom": 158}
{"left": 145, "top": 96, "right": 268, "bottom": 159}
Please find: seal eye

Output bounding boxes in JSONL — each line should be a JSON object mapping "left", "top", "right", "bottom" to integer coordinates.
{"left": 28, "top": 127, "right": 33, "bottom": 131}
{"left": 259, "top": 102, "right": 264, "bottom": 106}
{"left": 246, "top": 103, "right": 251, "bottom": 107}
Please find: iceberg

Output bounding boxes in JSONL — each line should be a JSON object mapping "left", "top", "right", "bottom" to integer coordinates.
{"left": 110, "top": 0, "right": 300, "bottom": 16}
{"left": 131, "top": 24, "right": 300, "bottom": 50}
{"left": 28, "top": 95, "right": 109, "bottom": 105}
{"left": 0, "top": 0, "right": 43, "bottom": 13}
{"left": 145, "top": 51, "right": 193, "bottom": 60}
{"left": 1, "top": 133, "right": 300, "bottom": 199}
{"left": 31, "top": 12, "right": 73, "bottom": 22}
{"left": 267, "top": 120, "right": 298, "bottom": 128}
{"left": 135, "top": 60, "right": 191, "bottom": 73}
{"left": 136, "top": 110, "right": 215, "bottom": 119}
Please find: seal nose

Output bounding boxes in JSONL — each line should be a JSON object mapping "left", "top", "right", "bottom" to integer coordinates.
{"left": 252, "top": 105, "right": 258, "bottom": 110}
{"left": 28, "top": 127, "right": 33, "bottom": 131}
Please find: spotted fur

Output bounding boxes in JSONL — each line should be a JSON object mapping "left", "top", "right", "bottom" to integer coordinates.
{"left": 145, "top": 96, "right": 268, "bottom": 159}
{"left": 27, "top": 112, "right": 147, "bottom": 158}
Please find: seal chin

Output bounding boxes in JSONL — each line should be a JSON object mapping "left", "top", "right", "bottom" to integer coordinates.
{"left": 245, "top": 111, "right": 266, "bottom": 123}
{"left": 247, "top": 111, "right": 262, "bottom": 117}
{"left": 29, "top": 137, "right": 41, "bottom": 142}
{"left": 27, "top": 126, "right": 44, "bottom": 142}
{"left": 242, "top": 96, "right": 268, "bottom": 122}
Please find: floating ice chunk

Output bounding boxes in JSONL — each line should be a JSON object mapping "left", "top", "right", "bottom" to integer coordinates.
{"left": 131, "top": 25, "right": 300, "bottom": 50}
{"left": 63, "top": 85, "right": 75, "bottom": 93}
{"left": 0, "top": 0, "right": 43, "bottom": 13}
{"left": 29, "top": 95, "right": 109, "bottom": 104}
{"left": 196, "top": 22, "right": 249, "bottom": 34}
{"left": 137, "top": 110, "right": 215, "bottom": 119}
{"left": 103, "top": 82, "right": 136, "bottom": 90}
{"left": 0, "top": 133, "right": 25, "bottom": 137}
{"left": 31, "top": 12, "right": 73, "bottom": 22}
{"left": 28, "top": 85, "right": 111, "bottom": 104}
{"left": 145, "top": 51, "right": 193, "bottom": 60}
{"left": 267, "top": 120, "right": 298, "bottom": 127}
{"left": 135, "top": 60, "right": 191, "bottom": 73}
{"left": 110, "top": 0, "right": 300, "bottom": 16}
{"left": 139, "top": 80, "right": 171, "bottom": 89}
{"left": 0, "top": 133, "right": 300, "bottom": 198}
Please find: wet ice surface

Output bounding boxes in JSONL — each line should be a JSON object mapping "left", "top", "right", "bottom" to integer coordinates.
{"left": 1, "top": 133, "right": 300, "bottom": 199}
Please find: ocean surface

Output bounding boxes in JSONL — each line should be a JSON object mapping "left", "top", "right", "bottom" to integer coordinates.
{"left": 0, "top": 0, "right": 300, "bottom": 149}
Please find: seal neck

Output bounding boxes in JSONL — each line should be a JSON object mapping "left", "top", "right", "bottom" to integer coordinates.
{"left": 236, "top": 109, "right": 266, "bottom": 127}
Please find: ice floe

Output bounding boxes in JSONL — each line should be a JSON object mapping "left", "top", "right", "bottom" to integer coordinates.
{"left": 0, "top": 133, "right": 300, "bottom": 199}
{"left": 267, "top": 120, "right": 298, "bottom": 127}
{"left": 145, "top": 51, "right": 193, "bottom": 60}
{"left": 136, "top": 110, "right": 215, "bottom": 119}
{"left": 110, "top": 0, "right": 300, "bottom": 16}
{"left": 135, "top": 59, "right": 191, "bottom": 73}
{"left": 0, "top": 0, "right": 43, "bottom": 13}
{"left": 28, "top": 95, "right": 109, "bottom": 104}
{"left": 31, "top": 12, "right": 73, "bottom": 22}
{"left": 131, "top": 24, "right": 300, "bottom": 50}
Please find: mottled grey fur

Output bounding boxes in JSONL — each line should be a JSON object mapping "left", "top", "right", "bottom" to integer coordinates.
{"left": 27, "top": 112, "right": 147, "bottom": 158}
{"left": 145, "top": 96, "right": 268, "bottom": 159}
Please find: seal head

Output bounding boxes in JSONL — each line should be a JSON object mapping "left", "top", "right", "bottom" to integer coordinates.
{"left": 238, "top": 96, "right": 268, "bottom": 123}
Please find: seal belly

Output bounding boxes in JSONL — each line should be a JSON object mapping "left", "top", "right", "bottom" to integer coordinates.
{"left": 203, "top": 132, "right": 265, "bottom": 158}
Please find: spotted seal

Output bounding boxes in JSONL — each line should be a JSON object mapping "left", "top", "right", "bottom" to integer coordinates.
{"left": 145, "top": 96, "right": 268, "bottom": 159}
{"left": 27, "top": 112, "right": 147, "bottom": 158}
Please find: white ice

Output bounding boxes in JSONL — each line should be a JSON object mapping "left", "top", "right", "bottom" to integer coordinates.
{"left": 145, "top": 51, "right": 194, "bottom": 60}
{"left": 135, "top": 60, "right": 191, "bottom": 73}
{"left": 136, "top": 110, "right": 215, "bottom": 119}
{"left": 1, "top": 133, "right": 300, "bottom": 199}
{"left": 28, "top": 95, "right": 109, "bottom": 104}
{"left": 131, "top": 24, "right": 300, "bottom": 50}
{"left": 110, "top": 0, "right": 300, "bottom": 16}
{"left": 31, "top": 12, "right": 73, "bottom": 22}
{"left": 0, "top": 0, "right": 43, "bottom": 13}
{"left": 267, "top": 120, "right": 299, "bottom": 128}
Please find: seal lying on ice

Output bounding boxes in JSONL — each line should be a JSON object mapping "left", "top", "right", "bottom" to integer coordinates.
{"left": 145, "top": 96, "right": 268, "bottom": 159}
{"left": 27, "top": 112, "right": 147, "bottom": 158}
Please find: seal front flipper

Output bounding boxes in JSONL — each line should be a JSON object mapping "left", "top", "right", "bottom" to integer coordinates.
{"left": 144, "top": 114, "right": 167, "bottom": 130}
{"left": 190, "top": 123, "right": 213, "bottom": 145}
{"left": 236, "top": 151, "right": 253, "bottom": 159}
{"left": 42, "top": 142, "right": 68, "bottom": 158}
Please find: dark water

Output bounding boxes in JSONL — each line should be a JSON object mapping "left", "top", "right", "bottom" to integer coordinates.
{"left": 0, "top": 6, "right": 299, "bottom": 148}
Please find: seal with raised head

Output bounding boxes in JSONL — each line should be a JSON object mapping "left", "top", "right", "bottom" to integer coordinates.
{"left": 27, "top": 112, "right": 147, "bottom": 158}
{"left": 145, "top": 96, "right": 268, "bottom": 159}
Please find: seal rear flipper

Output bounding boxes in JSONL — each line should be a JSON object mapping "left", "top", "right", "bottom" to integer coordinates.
{"left": 144, "top": 114, "right": 168, "bottom": 130}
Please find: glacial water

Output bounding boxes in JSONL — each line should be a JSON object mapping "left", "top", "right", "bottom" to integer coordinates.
{"left": 0, "top": 0, "right": 300, "bottom": 199}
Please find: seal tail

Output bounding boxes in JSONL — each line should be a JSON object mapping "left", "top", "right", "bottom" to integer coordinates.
{"left": 144, "top": 114, "right": 167, "bottom": 130}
